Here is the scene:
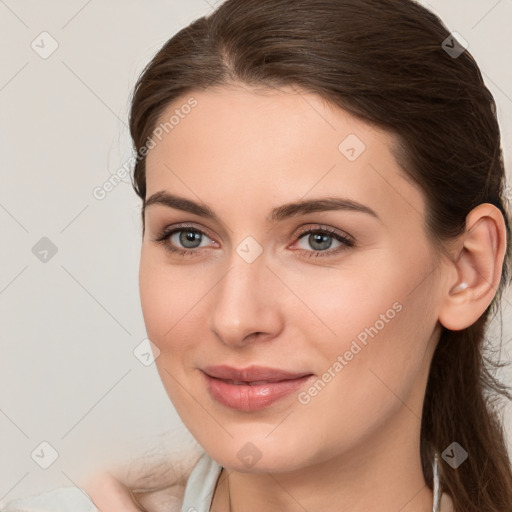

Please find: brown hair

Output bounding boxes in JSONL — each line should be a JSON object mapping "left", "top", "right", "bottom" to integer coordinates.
{"left": 128, "top": 0, "right": 512, "bottom": 510}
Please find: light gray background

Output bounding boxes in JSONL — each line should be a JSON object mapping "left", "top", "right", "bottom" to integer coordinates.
{"left": 1, "top": 0, "right": 511, "bottom": 503}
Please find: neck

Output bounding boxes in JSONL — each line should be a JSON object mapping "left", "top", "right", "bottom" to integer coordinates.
{"left": 211, "top": 408, "right": 433, "bottom": 512}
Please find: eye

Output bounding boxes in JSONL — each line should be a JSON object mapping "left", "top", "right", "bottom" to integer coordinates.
{"left": 292, "top": 226, "right": 355, "bottom": 258}
{"left": 152, "top": 223, "right": 355, "bottom": 259}
{"left": 153, "top": 224, "right": 216, "bottom": 257}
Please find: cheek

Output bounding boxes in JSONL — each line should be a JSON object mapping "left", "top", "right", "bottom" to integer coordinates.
{"left": 138, "top": 250, "right": 217, "bottom": 380}
{"left": 292, "top": 301, "right": 428, "bottom": 458}
{"left": 286, "top": 260, "right": 402, "bottom": 355}
{"left": 297, "top": 251, "right": 436, "bottom": 409}
{"left": 310, "top": 243, "right": 437, "bottom": 358}
{"left": 139, "top": 255, "right": 170, "bottom": 343}
{"left": 139, "top": 254, "right": 203, "bottom": 408}
{"left": 138, "top": 251, "right": 196, "bottom": 349}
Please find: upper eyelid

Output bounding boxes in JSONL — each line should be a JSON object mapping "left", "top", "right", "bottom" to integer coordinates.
{"left": 294, "top": 224, "right": 352, "bottom": 239}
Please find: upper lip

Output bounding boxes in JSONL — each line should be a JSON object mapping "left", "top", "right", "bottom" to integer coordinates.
{"left": 202, "top": 365, "right": 313, "bottom": 383}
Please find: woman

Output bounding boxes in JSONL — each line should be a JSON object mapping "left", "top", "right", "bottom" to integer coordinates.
{"left": 3, "top": 0, "right": 511, "bottom": 511}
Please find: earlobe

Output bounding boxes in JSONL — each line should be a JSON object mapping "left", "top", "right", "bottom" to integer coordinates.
{"left": 438, "top": 203, "right": 507, "bottom": 331}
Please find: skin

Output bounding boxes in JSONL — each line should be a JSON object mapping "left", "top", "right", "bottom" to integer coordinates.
{"left": 84, "top": 83, "right": 507, "bottom": 511}
{"left": 81, "top": 473, "right": 142, "bottom": 511}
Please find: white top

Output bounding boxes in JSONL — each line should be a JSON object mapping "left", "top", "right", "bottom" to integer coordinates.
{"left": 0, "top": 452, "right": 454, "bottom": 511}
{"left": 180, "top": 452, "right": 223, "bottom": 511}
{"left": 0, "top": 487, "right": 98, "bottom": 512}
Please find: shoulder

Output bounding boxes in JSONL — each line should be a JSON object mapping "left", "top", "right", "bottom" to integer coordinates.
{"left": 129, "top": 452, "right": 222, "bottom": 512}
{"left": 82, "top": 469, "right": 187, "bottom": 512}
{"left": 0, "top": 478, "right": 185, "bottom": 512}
{"left": 0, "top": 452, "right": 219, "bottom": 512}
{"left": 0, "top": 487, "right": 97, "bottom": 512}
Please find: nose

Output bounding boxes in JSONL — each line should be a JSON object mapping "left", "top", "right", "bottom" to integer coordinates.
{"left": 209, "top": 252, "right": 284, "bottom": 348}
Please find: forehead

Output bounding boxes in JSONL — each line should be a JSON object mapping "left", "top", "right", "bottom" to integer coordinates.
{"left": 148, "top": 84, "right": 385, "bottom": 164}
{"left": 144, "top": 84, "right": 425, "bottom": 225}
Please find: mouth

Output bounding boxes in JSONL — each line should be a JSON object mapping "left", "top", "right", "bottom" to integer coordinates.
{"left": 201, "top": 364, "right": 312, "bottom": 382}
{"left": 200, "top": 365, "right": 314, "bottom": 411}
{"left": 216, "top": 379, "right": 289, "bottom": 386}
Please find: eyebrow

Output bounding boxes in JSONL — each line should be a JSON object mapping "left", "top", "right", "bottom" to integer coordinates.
{"left": 143, "top": 191, "right": 380, "bottom": 223}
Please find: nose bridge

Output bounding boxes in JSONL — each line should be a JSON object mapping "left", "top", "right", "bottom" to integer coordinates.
{"left": 209, "top": 246, "right": 281, "bottom": 346}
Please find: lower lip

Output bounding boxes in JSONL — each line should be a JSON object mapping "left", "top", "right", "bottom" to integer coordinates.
{"left": 202, "top": 372, "right": 314, "bottom": 411}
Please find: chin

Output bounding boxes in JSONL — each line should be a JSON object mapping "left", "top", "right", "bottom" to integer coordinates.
{"left": 200, "top": 435, "right": 316, "bottom": 474}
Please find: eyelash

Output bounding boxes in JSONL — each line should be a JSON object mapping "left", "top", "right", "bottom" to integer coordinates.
{"left": 152, "top": 223, "right": 355, "bottom": 259}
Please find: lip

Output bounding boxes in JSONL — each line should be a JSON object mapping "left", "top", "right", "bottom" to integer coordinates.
{"left": 201, "top": 365, "right": 314, "bottom": 411}
{"left": 202, "top": 364, "right": 311, "bottom": 382}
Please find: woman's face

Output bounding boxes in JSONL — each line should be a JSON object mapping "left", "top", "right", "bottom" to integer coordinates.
{"left": 139, "top": 84, "right": 445, "bottom": 472}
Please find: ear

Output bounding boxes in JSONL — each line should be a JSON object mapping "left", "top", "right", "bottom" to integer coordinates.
{"left": 438, "top": 203, "right": 508, "bottom": 331}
